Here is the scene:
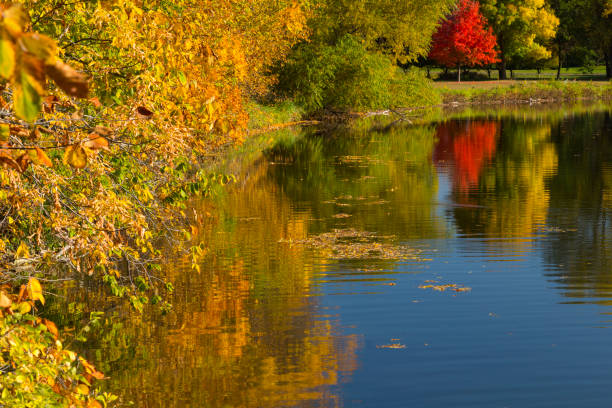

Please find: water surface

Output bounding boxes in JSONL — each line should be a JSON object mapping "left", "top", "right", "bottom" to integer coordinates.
{"left": 65, "top": 104, "right": 612, "bottom": 407}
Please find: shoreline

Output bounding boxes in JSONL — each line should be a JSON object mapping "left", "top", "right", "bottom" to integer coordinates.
{"left": 245, "top": 81, "right": 612, "bottom": 132}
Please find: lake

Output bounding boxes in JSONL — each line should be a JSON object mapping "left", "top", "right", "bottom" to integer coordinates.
{"left": 64, "top": 103, "right": 612, "bottom": 407}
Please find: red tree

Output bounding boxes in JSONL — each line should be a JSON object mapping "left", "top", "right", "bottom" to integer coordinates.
{"left": 428, "top": 0, "right": 499, "bottom": 82}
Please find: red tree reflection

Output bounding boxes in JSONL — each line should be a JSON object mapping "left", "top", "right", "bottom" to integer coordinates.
{"left": 434, "top": 120, "right": 499, "bottom": 189}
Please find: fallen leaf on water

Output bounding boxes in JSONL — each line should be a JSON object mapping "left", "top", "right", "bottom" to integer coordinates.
{"left": 419, "top": 282, "right": 471, "bottom": 293}
{"left": 333, "top": 213, "right": 351, "bottom": 218}
{"left": 377, "top": 343, "right": 406, "bottom": 349}
{"left": 292, "top": 229, "right": 425, "bottom": 261}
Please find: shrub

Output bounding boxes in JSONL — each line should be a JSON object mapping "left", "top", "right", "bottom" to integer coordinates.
{"left": 275, "top": 35, "right": 439, "bottom": 113}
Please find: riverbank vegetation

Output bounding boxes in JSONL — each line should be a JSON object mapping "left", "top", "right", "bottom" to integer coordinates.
{"left": 440, "top": 80, "right": 612, "bottom": 105}
{"left": 1, "top": 0, "right": 612, "bottom": 406}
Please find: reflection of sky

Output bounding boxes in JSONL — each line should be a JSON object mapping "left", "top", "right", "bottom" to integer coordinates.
{"left": 312, "top": 115, "right": 612, "bottom": 408}
{"left": 315, "top": 219, "right": 611, "bottom": 408}
{"left": 434, "top": 161, "right": 457, "bottom": 233}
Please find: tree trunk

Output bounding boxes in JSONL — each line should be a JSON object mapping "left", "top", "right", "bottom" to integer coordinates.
{"left": 510, "top": 67, "right": 514, "bottom": 79}
{"left": 458, "top": 64, "right": 461, "bottom": 82}
{"left": 498, "top": 53, "right": 507, "bottom": 80}
{"left": 487, "top": 67, "right": 491, "bottom": 79}
{"left": 606, "top": 48, "right": 612, "bottom": 79}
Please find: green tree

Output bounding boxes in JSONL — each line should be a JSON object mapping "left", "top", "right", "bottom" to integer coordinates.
{"left": 311, "top": 0, "right": 457, "bottom": 62}
{"left": 550, "top": 0, "right": 612, "bottom": 79}
{"left": 580, "top": 0, "right": 612, "bottom": 78}
{"left": 478, "top": 0, "right": 559, "bottom": 79}
{"left": 276, "top": 0, "right": 456, "bottom": 111}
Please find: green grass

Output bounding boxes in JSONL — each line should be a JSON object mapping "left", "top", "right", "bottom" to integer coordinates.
{"left": 425, "top": 66, "right": 609, "bottom": 82}
{"left": 245, "top": 100, "right": 304, "bottom": 130}
{"left": 437, "top": 80, "right": 612, "bottom": 105}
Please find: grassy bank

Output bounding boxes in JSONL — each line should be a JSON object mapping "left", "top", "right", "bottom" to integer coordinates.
{"left": 246, "top": 78, "right": 612, "bottom": 130}
{"left": 437, "top": 80, "right": 612, "bottom": 106}
{"left": 427, "top": 66, "right": 609, "bottom": 81}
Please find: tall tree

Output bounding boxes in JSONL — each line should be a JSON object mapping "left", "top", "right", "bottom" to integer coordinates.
{"left": 478, "top": 0, "right": 559, "bottom": 79}
{"left": 550, "top": 0, "right": 612, "bottom": 79}
{"left": 581, "top": 0, "right": 612, "bottom": 78}
{"left": 310, "top": 0, "right": 458, "bottom": 62}
{"left": 429, "top": 0, "right": 499, "bottom": 81}
{"left": 549, "top": 0, "right": 577, "bottom": 79}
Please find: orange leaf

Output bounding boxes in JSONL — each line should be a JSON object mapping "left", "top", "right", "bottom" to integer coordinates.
{"left": 45, "top": 60, "right": 88, "bottom": 98}
{"left": 87, "top": 399, "right": 103, "bottom": 408}
{"left": 43, "top": 95, "right": 59, "bottom": 113}
{"left": 35, "top": 147, "right": 52, "bottom": 167}
{"left": 91, "top": 126, "right": 111, "bottom": 137}
{"left": 79, "top": 356, "right": 96, "bottom": 374}
{"left": 42, "top": 318, "right": 59, "bottom": 339}
{"left": 0, "top": 154, "right": 21, "bottom": 171}
{"left": 89, "top": 97, "right": 101, "bottom": 107}
{"left": 17, "top": 284, "right": 26, "bottom": 302}
{"left": 15, "top": 153, "right": 30, "bottom": 172}
{"left": 83, "top": 135, "right": 109, "bottom": 150}
{"left": 0, "top": 291, "right": 11, "bottom": 308}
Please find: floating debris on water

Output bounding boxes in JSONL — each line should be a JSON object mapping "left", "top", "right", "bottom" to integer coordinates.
{"left": 419, "top": 280, "right": 471, "bottom": 293}
{"left": 536, "top": 226, "right": 578, "bottom": 233}
{"left": 286, "top": 228, "right": 425, "bottom": 261}
{"left": 377, "top": 343, "right": 406, "bottom": 349}
{"left": 333, "top": 213, "right": 352, "bottom": 218}
{"left": 364, "top": 200, "right": 389, "bottom": 206}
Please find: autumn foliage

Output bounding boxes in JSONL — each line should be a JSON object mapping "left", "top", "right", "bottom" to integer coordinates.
{"left": 428, "top": 0, "right": 499, "bottom": 81}
{"left": 434, "top": 121, "right": 500, "bottom": 189}
{"left": 0, "top": 0, "right": 308, "bottom": 406}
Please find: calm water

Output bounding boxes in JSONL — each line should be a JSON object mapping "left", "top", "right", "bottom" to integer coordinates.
{"left": 60, "top": 105, "right": 612, "bottom": 407}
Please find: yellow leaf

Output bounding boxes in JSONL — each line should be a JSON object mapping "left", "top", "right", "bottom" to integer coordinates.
{"left": 65, "top": 350, "right": 77, "bottom": 362}
{"left": 0, "top": 124, "right": 9, "bottom": 142}
{"left": 76, "top": 384, "right": 90, "bottom": 395}
{"left": 2, "top": 5, "right": 27, "bottom": 38}
{"left": 27, "top": 277, "right": 44, "bottom": 305}
{"left": 11, "top": 301, "right": 31, "bottom": 314}
{"left": 15, "top": 241, "right": 29, "bottom": 258}
{"left": 20, "top": 33, "right": 57, "bottom": 63}
{"left": 63, "top": 145, "right": 87, "bottom": 169}
{"left": 13, "top": 62, "right": 44, "bottom": 123}
{"left": 0, "top": 32, "right": 15, "bottom": 79}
